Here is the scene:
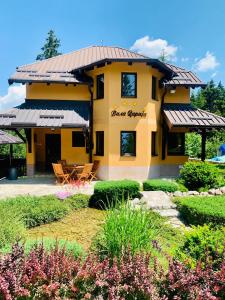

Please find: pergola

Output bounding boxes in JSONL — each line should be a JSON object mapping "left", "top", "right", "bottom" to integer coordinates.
{"left": 0, "top": 130, "right": 24, "bottom": 166}
{"left": 163, "top": 103, "right": 225, "bottom": 161}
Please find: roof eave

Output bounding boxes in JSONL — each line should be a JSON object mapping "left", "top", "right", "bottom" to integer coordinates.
{"left": 165, "top": 83, "right": 207, "bottom": 88}
{"left": 71, "top": 58, "right": 176, "bottom": 78}
{"left": 8, "top": 78, "right": 89, "bottom": 85}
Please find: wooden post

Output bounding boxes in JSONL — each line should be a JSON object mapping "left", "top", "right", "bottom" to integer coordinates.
{"left": 9, "top": 144, "right": 13, "bottom": 166}
{"left": 201, "top": 129, "right": 206, "bottom": 161}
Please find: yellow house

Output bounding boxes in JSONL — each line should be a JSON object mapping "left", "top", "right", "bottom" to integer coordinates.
{"left": 2, "top": 45, "right": 225, "bottom": 180}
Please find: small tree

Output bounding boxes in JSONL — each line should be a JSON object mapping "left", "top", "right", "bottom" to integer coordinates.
{"left": 36, "top": 30, "right": 61, "bottom": 60}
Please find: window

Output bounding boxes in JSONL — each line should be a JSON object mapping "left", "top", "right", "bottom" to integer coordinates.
{"left": 168, "top": 133, "right": 185, "bottom": 155}
{"left": 121, "top": 131, "right": 136, "bottom": 156}
{"left": 121, "top": 73, "right": 137, "bottom": 98}
{"left": 152, "top": 76, "right": 157, "bottom": 100}
{"left": 151, "top": 132, "right": 158, "bottom": 156}
{"left": 96, "top": 131, "right": 104, "bottom": 156}
{"left": 96, "top": 74, "right": 104, "bottom": 99}
{"left": 72, "top": 131, "right": 85, "bottom": 147}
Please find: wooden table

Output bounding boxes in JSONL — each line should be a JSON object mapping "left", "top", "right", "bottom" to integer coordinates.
{"left": 65, "top": 165, "right": 84, "bottom": 179}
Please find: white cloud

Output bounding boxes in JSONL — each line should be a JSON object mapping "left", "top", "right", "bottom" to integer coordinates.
{"left": 130, "top": 36, "right": 178, "bottom": 61}
{"left": 195, "top": 51, "right": 219, "bottom": 72}
{"left": 0, "top": 84, "right": 25, "bottom": 110}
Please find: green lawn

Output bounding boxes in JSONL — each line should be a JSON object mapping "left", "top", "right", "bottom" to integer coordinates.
{"left": 27, "top": 208, "right": 105, "bottom": 251}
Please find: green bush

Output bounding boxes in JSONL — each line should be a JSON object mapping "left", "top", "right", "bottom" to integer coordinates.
{"left": 175, "top": 196, "right": 225, "bottom": 226}
{"left": 0, "top": 195, "right": 70, "bottom": 228}
{"left": 176, "top": 225, "right": 225, "bottom": 268}
{"left": 143, "top": 179, "right": 178, "bottom": 192}
{"left": 179, "top": 161, "right": 223, "bottom": 190}
{"left": 89, "top": 180, "right": 140, "bottom": 208}
{"left": 0, "top": 207, "right": 25, "bottom": 249}
{"left": 65, "top": 193, "right": 90, "bottom": 210}
{"left": 95, "top": 202, "right": 162, "bottom": 258}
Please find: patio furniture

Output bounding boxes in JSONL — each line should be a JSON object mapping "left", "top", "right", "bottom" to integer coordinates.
{"left": 52, "top": 163, "right": 71, "bottom": 185}
{"left": 76, "top": 163, "right": 93, "bottom": 183}
{"left": 89, "top": 160, "right": 100, "bottom": 182}
{"left": 57, "top": 159, "right": 67, "bottom": 171}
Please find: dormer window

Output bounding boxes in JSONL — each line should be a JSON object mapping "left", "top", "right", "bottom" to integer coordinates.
{"left": 121, "top": 73, "right": 137, "bottom": 98}
{"left": 96, "top": 74, "right": 104, "bottom": 99}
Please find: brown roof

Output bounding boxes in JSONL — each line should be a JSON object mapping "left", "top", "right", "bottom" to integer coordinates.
{"left": 9, "top": 46, "right": 149, "bottom": 85}
{"left": 165, "top": 63, "right": 206, "bottom": 87}
{"left": 0, "top": 130, "right": 23, "bottom": 144}
{"left": 163, "top": 103, "right": 225, "bottom": 129}
{"left": 0, "top": 100, "right": 89, "bottom": 128}
{"left": 9, "top": 45, "right": 205, "bottom": 88}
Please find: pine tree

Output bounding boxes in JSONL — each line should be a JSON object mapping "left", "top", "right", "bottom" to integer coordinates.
{"left": 158, "top": 49, "right": 167, "bottom": 62}
{"left": 36, "top": 30, "right": 61, "bottom": 60}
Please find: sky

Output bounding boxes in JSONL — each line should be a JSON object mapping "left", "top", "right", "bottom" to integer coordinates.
{"left": 0, "top": 0, "right": 225, "bottom": 109}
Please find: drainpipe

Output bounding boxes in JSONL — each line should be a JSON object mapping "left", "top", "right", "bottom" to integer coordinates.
{"left": 88, "top": 83, "right": 94, "bottom": 163}
{"left": 161, "top": 85, "right": 168, "bottom": 160}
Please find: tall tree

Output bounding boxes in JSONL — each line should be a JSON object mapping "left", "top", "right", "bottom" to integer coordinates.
{"left": 36, "top": 30, "right": 61, "bottom": 60}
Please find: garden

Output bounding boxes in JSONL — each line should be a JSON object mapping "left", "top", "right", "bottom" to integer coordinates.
{"left": 0, "top": 162, "right": 224, "bottom": 299}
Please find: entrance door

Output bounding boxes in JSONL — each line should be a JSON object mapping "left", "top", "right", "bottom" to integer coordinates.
{"left": 45, "top": 134, "right": 61, "bottom": 171}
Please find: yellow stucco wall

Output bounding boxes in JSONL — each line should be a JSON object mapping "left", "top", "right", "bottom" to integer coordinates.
{"left": 26, "top": 83, "right": 90, "bottom": 100}
{"left": 88, "top": 62, "right": 189, "bottom": 178}
{"left": 25, "top": 61, "right": 190, "bottom": 178}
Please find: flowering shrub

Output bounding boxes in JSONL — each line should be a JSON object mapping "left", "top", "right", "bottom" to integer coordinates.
{"left": 55, "top": 190, "right": 72, "bottom": 200}
{"left": 0, "top": 242, "right": 224, "bottom": 299}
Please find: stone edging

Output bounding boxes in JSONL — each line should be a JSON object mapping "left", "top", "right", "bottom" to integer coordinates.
{"left": 168, "top": 186, "right": 225, "bottom": 197}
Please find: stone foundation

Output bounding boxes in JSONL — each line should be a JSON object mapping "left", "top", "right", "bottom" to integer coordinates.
{"left": 26, "top": 164, "right": 35, "bottom": 176}
{"left": 97, "top": 164, "right": 183, "bottom": 180}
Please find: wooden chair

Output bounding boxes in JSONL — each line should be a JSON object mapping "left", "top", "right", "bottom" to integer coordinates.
{"left": 52, "top": 163, "right": 70, "bottom": 185}
{"left": 89, "top": 160, "right": 100, "bottom": 182}
{"left": 57, "top": 160, "right": 67, "bottom": 171}
{"left": 77, "top": 163, "right": 93, "bottom": 183}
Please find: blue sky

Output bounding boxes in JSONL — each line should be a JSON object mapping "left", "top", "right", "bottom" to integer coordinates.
{"left": 0, "top": 0, "right": 224, "bottom": 108}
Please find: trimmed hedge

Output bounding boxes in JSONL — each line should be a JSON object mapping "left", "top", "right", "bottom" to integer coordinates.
{"left": 175, "top": 196, "right": 225, "bottom": 226}
{"left": 143, "top": 179, "right": 178, "bottom": 192}
{"left": 89, "top": 180, "right": 140, "bottom": 208}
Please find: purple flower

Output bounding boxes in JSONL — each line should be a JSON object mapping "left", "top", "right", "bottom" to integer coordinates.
{"left": 55, "top": 190, "right": 72, "bottom": 200}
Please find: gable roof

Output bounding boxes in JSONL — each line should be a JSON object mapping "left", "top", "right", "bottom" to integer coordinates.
{"left": 163, "top": 103, "right": 225, "bottom": 129}
{"left": 9, "top": 45, "right": 204, "bottom": 87}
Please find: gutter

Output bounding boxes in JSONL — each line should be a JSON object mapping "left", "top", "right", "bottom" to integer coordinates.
{"left": 88, "top": 82, "right": 94, "bottom": 163}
